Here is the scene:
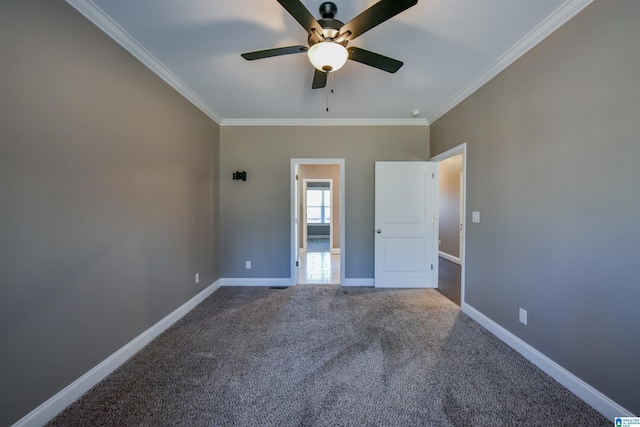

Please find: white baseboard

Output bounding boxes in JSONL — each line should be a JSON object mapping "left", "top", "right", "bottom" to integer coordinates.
{"left": 342, "top": 278, "right": 374, "bottom": 287}
{"left": 21, "top": 281, "right": 627, "bottom": 425}
{"left": 13, "top": 280, "right": 223, "bottom": 427}
{"left": 220, "top": 278, "right": 291, "bottom": 287}
{"left": 462, "top": 302, "right": 634, "bottom": 420}
{"left": 438, "top": 251, "right": 461, "bottom": 265}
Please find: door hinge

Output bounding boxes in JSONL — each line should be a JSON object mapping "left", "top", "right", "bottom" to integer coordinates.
{"left": 296, "top": 174, "right": 299, "bottom": 180}
{"left": 431, "top": 264, "right": 434, "bottom": 270}
{"left": 296, "top": 261, "right": 299, "bottom": 267}
{"left": 432, "top": 173, "right": 435, "bottom": 179}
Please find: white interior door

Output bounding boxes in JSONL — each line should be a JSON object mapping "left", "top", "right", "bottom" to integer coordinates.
{"left": 374, "top": 161, "right": 437, "bottom": 288}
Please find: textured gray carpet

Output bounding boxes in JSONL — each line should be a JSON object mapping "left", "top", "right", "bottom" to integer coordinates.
{"left": 48, "top": 285, "right": 608, "bottom": 426}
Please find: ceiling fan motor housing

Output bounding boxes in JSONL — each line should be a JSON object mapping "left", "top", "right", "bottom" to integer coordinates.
{"left": 308, "top": 2, "right": 346, "bottom": 47}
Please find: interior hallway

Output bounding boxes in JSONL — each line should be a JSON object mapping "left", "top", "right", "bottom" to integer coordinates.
{"left": 298, "top": 251, "right": 340, "bottom": 285}
{"left": 438, "top": 256, "right": 461, "bottom": 306}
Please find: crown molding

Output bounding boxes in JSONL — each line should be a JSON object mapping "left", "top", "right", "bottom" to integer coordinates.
{"left": 221, "top": 118, "right": 429, "bottom": 127}
{"left": 66, "top": 0, "right": 426, "bottom": 127}
{"left": 66, "top": 0, "right": 224, "bottom": 124}
{"left": 427, "top": 0, "right": 594, "bottom": 124}
{"left": 67, "top": 0, "right": 592, "bottom": 127}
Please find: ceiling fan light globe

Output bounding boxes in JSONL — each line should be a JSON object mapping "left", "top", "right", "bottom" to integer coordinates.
{"left": 307, "top": 42, "right": 348, "bottom": 72}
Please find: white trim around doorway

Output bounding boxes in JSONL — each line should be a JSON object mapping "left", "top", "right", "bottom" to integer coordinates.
{"left": 430, "top": 143, "right": 467, "bottom": 305}
{"left": 291, "top": 159, "right": 345, "bottom": 287}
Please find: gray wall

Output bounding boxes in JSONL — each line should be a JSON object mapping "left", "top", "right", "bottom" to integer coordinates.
{"left": 438, "top": 154, "right": 462, "bottom": 258}
{"left": 430, "top": 0, "right": 639, "bottom": 413}
{"left": 298, "top": 164, "right": 341, "bottom": 250}
{"left": 0, "top": 1, "right": 220, "bottom": 425}
{"left": 220, "top": 125, "right": 429, "bottom": 279}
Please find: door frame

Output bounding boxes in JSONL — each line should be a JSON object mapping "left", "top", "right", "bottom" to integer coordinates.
{"left": 430, "top": 143, "right": 467, "bottom": 305}
{"left": 291, "top": 159, "right": 345, "bottom": 286}
{"left": 459, "top": 170, "right": 464, "bottom": 261}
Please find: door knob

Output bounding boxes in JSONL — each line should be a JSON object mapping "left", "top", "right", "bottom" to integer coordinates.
{"left": 376, "top": 229, "right": 382, "bottom": 233}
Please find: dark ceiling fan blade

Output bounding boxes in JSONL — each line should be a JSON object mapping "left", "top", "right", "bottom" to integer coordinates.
{"left": 312, "top": 69, "right": 327, "bottom": 89}
{"left": 347, "top": 47, "right": 403, "bottom": 73}
{"left": 338, "top": 0, "right": 418, "bottom": 41}
{"left": 277, "top": 0, "right": 324, "bottom": 43}
{"left": 241, "top": 45, "right": 308, "bottom": 60}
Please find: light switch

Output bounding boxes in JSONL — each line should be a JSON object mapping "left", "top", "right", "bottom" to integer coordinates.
{"left": 519, "top": 308, "right": 528, "bottom": 325}
{"left": 472, "top": 211, "right": 480, "bottom": 223}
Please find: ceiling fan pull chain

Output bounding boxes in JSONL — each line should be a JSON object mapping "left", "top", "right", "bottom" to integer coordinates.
{"left": 326, "top": 83, "right": 329, "bottom": 112}
{"left": 326, "top": 71, "right": 335, "bottom": 112}
{"left": 326, "top": 72, "right": 330, "bottom": 112}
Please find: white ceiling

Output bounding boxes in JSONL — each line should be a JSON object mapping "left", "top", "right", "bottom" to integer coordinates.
{"left": 67, "top": 0, "right": 592, "bottom": 125}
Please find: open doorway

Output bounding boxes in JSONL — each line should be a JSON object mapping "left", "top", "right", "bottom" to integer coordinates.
{"left": 300, "top": 176, "right": 338, "bottom": 284}
{"left": 431, "top": 144, "right": 466, "bottom": 306}
{"left": 291, "top": 159, "right": 345, "bottom": 286}
{"left": 303, "top": 179, "right": 333, "bottom": 253}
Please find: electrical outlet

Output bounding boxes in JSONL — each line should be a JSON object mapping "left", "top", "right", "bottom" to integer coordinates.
{"left": 245, "top": 261, "right": 251, "bottom": 269}
{"left": 438, "top": 239, "right": 442, "bottom": 246}
{"left": 195, "top": 273, "right": 199, "bottom": 284}
{"left": 519, "top": 308, "right": 528, "bottom": 325}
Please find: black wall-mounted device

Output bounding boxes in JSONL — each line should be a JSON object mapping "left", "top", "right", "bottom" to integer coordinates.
{"left": 233, "top": 171, "right": 247, "bottom": 181}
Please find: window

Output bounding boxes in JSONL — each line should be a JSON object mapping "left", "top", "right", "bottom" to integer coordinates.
{"left": 306, "top": 188, "right": 331, "bottom": 224}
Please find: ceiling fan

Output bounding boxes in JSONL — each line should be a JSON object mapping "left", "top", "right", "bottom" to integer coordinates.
{"left": 241, "top": 0, "right": 418, "bottom": 89}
